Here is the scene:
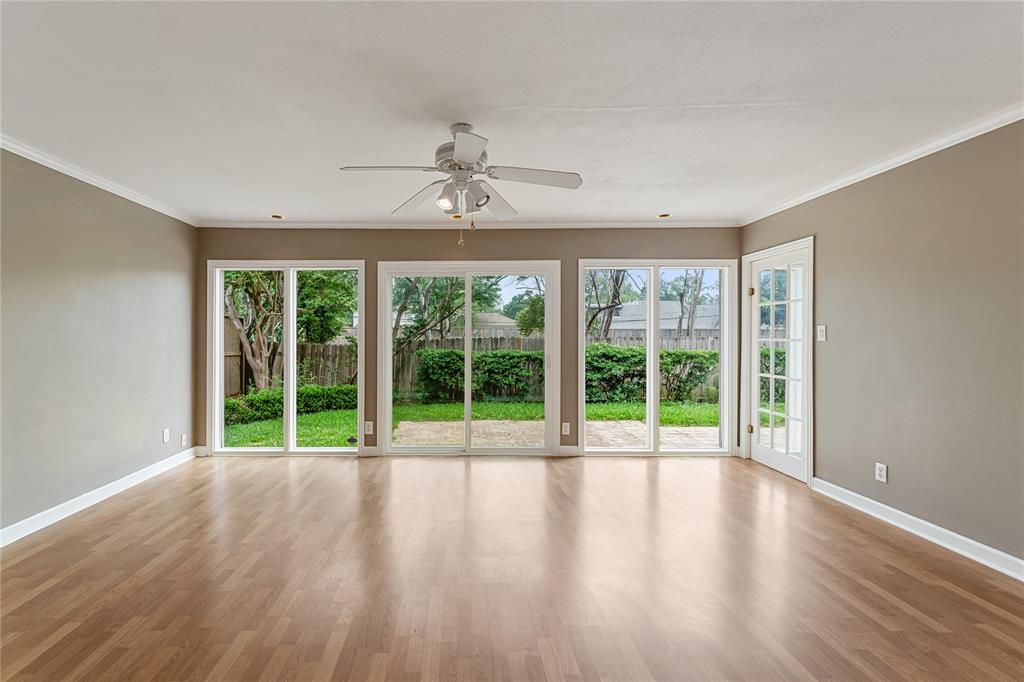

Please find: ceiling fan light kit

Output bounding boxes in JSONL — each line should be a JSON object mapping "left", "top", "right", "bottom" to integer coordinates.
{"left": 340, "top": 122, "right": 584, "bottom": 238}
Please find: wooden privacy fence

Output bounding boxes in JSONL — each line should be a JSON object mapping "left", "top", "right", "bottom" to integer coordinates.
{"left": 298, "top": 343, "right": 358, "bottom": 385}
{"left": 227, "top": 329, "right": 720, "bottom": 397}
{"left": 589, "top": 331, "right": 720, "bottom": 350}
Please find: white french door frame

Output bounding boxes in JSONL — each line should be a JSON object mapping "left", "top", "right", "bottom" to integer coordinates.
{"left": 378, "top": 260, "right": 561, "bottom": 455}
{"left": 206, "top": 260, "right": 366, "bottom": 456}
{"left": 577, "top": 259, "right": 737, "bottom": 456}
{"left": 740, "top": 236, "right": 815, "bottom": 483}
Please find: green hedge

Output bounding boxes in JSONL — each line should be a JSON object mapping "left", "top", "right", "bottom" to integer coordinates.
{"left": 414, "top": 348, "right": 545, "bottom": 403}
{"left": 759, "top": 346, "right": 787, "bottom": 404}
{"left": 224, "top": 383, "right": 357, "bottom": 425}
{"left": 584, "top": 344, "right": 720, "bottom": 403}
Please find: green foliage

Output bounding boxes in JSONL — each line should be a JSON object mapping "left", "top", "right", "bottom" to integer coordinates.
{"left": 584, "top": 344, "right": 720, "bottom": 403}
{"left": 584, "top": 344, "right": 647, "bottom": 402}
{"left": 223, "top": 384, "right": 357, "bottom": 425}
{"left": 502, "top": 291, "right": 533, "bottom": 320}
{"left": 297, "top": 384, "right": 358, "bottom": 413}
{"left": 413, "top": 348, "right": 545, "bottom": 403}
{"left": 414, "top": 348, "right": 466, "bottom": 402}
{"left": 660, "top": 349, "right": 718, "bottom": 402}
{"left": 758, "top": 347, "right": 787, "bottom": 403}
{"left": 471, "top": 276, "right": 505, "bottom": 312}
{"left": 473, "top": 349, "right": 544, "bottom": 400}
{"left": 296, "top": 270, "right": 358, "bottom": 344}
{"left": 515, "top": 295, "right": 545, "bottom": 336}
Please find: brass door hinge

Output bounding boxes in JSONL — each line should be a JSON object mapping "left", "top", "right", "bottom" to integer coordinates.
{"left": 748, "top": 287, "right": 755, "bottom": 296}
{"left": 746, "top": 425, "right": 754, "bottom": 434}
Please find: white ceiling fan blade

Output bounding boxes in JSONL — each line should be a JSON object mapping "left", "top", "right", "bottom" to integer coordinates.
{"left": 485, "top": 166, "right": 582, "bottom": 189}
{"left": 453, "top": 132, "right": 488, "bottom": 165}
{"left": 391, "top": 179, "right": 448, "bottom": 215}
{"left": 476, "top": 181, "right": 518, "bottom": 221}
{"left": 340, "top": 166, "right": 442, "bottom": 172}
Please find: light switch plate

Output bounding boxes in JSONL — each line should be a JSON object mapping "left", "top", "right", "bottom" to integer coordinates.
{"left": 364, "top": 421, "right": 374, "bottom": 436}
{"left": 162, "top": 428, "right": 170, "bottom": 444}
{"left": 816, "top": 324, "right": 827, "bottom": 341}
{"left": 874, "top": 462, "right": 888, "bottom": 483}
{"left": 180, "top": 433, "right": 187, "bottom": 447}
{"left": 561, "top": 422, "right": 571, "bottom": 435}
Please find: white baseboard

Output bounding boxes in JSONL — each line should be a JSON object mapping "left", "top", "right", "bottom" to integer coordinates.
{"left": 0, "top": 447, "right": 197, "bottom": 547}
{"left": 811, "top": 478, "right": 1023, "bottom": 582}
{"left": 557, "top": 445, "right": 580, "bottom": 456}
{"left": 359, "top": 446, "right": 381, "bottom": 457}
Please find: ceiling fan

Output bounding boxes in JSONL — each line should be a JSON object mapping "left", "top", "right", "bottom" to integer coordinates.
{"left": 339, "top": 123, "right": 583, "bottom": 220}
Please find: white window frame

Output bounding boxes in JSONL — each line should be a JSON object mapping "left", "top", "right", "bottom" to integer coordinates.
{"left": 578, "top": 258, "right": 737, "bottom": 456}
{"left": 206, "top": 260, "right": 365, "bottom": 456}
{"left": 378, "top": 260, "right": 561, "bottom": 455}
{"left": 740, "top": 237, "right": 815, "bottom": 483}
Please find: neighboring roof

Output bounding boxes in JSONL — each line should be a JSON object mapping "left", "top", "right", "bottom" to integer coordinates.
{"left": 473, "top": 312, "right": 517, "bottom": 328}
{"left": 604, "top": 300, "right": 720, "bottom": 331}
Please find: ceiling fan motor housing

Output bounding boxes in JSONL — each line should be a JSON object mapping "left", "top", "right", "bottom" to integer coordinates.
{"left": 435, "top": 141, "right": 487, "bottom": 172}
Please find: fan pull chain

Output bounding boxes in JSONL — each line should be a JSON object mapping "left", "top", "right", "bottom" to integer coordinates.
{"left": 457, "top": 225, "right": 465, "bottom": 247}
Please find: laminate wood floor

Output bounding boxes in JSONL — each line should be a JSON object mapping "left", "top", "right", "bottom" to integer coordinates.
{"left": 2, "top": 457, "right": 1021, "bottom": 681}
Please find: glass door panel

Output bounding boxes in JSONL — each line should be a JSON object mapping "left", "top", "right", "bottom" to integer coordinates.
{"left": 750, "top": 252, "right": 809, "bottom": 481}
{"left": 294, "top": 269, "right": 360, "bottom": 449}
{"left": 221, "top": 269, "right": 284, "bottom": 448}
{"left": 469, "top": 274, "right": 546, "bottom": 449}
{"left": 658, "top": 267, "right": 723, "bottom": 450}
{"left": 390, "top": 275, "right": 466, "bottom": 448}
{"left": 583, "top": 268, "right": 650, "bottom": 450}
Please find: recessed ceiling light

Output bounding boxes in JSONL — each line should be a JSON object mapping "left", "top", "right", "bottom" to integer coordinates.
{"left": 658, "top": 213, "right": 671, "bottom": 219}
{"left": 270, "top": 214, "right": 284, "bottom": 220}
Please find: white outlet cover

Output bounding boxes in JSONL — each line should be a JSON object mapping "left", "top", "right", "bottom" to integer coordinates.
{"left": 561, "top": 422, "right": 571, "bottom": 435}
{"left": 816, "top": 324, "right": 827, "bottom": 341}
{"left": 162, "top": 428, "right": 170, "bottom": 443}
{"left": 180, "top": 433, "right": 187, "bottom": 447}
{"left": 364, "top": 421, "right": 374, "bottom": 435}
{"left": 874, "top": 462, "right": 888, "bottom": 483}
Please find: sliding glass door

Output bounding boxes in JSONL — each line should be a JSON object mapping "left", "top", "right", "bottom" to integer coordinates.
{"left": 580, "top": 260, "right": 734, "bottom": 454}
{"left": 211, "top": 261, "right": 364, "bottom": 454}
{"left": 381, "top": 262, "right": 559, "bottom": 454}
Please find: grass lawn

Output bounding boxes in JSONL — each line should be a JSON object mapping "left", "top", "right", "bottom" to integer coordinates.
{"left": 224, "top": 400, "right": 719, "bottom": 448}
{"left": 224, "top": 410, "right": 359, "bottom": 448}
{"left": 586, "top": 401, "right": 719, "bottom": 426}
{"left": 393, "top": 401, "right": 545, "bottom": 425}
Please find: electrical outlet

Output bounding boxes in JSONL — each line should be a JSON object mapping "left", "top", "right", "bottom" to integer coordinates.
{"left": 874, "top": 462, "right": 888, "bottom": 483}
{"left": 162, "top": 428, "right": 170, "bottom": 444}
{"left": 816, "top": 324, "right": 827, "bottom": 341}
{"left": 561, "top": 422, "right": 571, "bottom": 435}
{"left": 180, "top": 433, "right": 187, "bottom": 447}
{"left": 364, "top": 421, "right": 374, "bottom": 436}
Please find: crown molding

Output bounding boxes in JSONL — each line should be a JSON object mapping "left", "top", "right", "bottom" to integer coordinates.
{"left": 741, "top": 103, "right": 1024, "bottom": 226}
{"left": 195, "top": 219, "right": 741, "bottom": 229}
{"left": 1, "top": 135, "right": 198, "bottom": 226}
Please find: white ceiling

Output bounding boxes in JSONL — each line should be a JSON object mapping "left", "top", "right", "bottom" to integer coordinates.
{"left": 2, "top": 1, "right": 1022, "bottom": 228}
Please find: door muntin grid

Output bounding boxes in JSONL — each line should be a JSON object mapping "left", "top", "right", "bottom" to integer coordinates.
{"left": 757, "top": 265, "right": 804, "bottom": 456}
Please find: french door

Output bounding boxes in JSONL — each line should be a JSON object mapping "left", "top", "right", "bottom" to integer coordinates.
{"left": 208, "top": 261, "right": 365, "bottom": 454}
{"left": 379, "top": 261, "right": 560, "bottom": 454}
{"left": 744, "top": 239, "right": 813, "bottom": 481}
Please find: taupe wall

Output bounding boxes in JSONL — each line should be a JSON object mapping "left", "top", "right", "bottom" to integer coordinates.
{"left": 742, "top": 121, "right": 1024, "bottom": 557}
{"left": 194, "top": 227, "right": 742, "bottom": 448}
{"left": 1, "top": 151, "right": 196, "bottom": 526}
